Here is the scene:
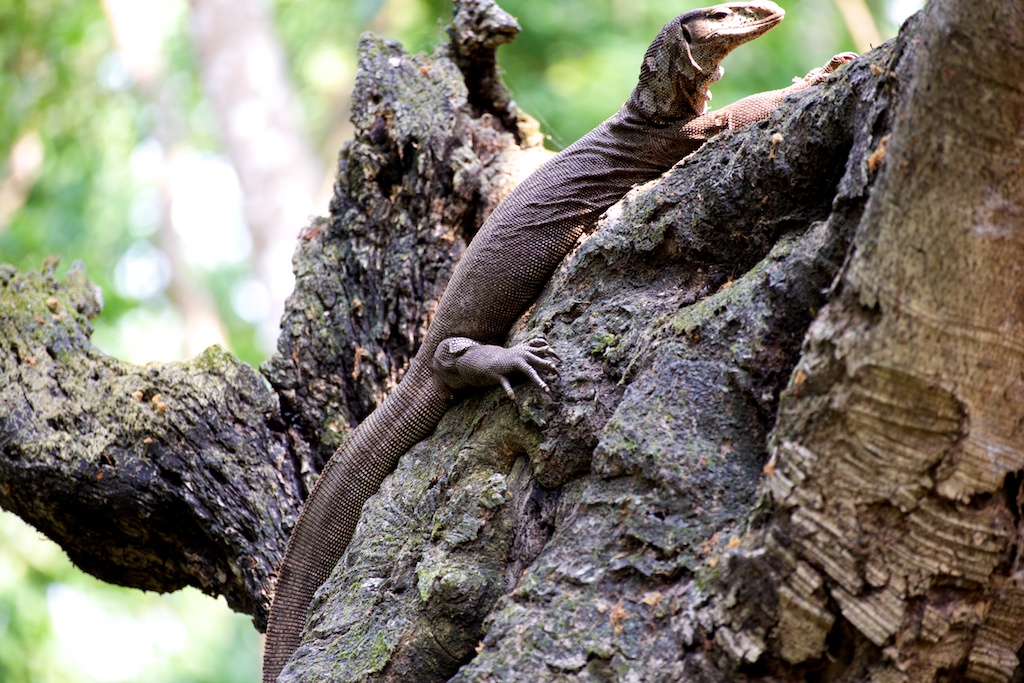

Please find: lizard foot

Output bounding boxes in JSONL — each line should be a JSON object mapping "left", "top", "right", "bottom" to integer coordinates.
{"left": 433, "top": 336, "right": 559, "bottom": 398}
{"left": 801, "top": 52, "right": 858, "bottom": 86}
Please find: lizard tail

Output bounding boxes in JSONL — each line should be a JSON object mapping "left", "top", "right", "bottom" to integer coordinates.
{"left": 262, "top": 362, "right": 454, "bottom": 683}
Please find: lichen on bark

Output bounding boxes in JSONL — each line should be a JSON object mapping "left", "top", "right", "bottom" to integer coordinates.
{"left": 0, "top": 258, "right": 292, "bottom": 626}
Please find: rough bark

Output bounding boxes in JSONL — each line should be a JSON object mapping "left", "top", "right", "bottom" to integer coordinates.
{"left": 0, "top": 258, "right": 292, "bottom": 627}
{"left": 1, "top": 0, "right": 1022, "bottom": 681}
{"left": 736, "top": 1, "right": 1024, "bottom": 680}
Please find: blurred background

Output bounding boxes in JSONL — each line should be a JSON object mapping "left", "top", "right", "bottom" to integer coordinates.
{"left": 0, "top": 0, "right": 919, "bottom": 680}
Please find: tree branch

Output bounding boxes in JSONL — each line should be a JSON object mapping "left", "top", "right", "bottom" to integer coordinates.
{"left": 0, "top": 258, "right": 297, "bottom": 627}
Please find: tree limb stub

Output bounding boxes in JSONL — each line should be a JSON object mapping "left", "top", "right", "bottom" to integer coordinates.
{"left": 0, "top": 258, "right": 296, "bottom": 627}
{"left": 261, "top": 1, "right": 550, "bottom": 475}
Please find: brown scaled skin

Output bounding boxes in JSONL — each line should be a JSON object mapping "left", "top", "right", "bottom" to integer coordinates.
{"left": 262, "top": 3, "right": 855, "bottom": 680}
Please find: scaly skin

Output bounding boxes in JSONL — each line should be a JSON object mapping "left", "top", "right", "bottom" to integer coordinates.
{"left": 263, "top": 3, "right": 855, "bottom": 680}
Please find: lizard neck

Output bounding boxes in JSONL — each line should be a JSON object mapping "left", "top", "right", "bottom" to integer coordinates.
{"left": 628, "top": 30, "right": 718, "bottom": 122}
{"left": 628, "top": 2, "right": 784, "bottom": 122}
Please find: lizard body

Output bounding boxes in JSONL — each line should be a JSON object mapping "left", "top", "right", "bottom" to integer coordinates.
{"left": 264, "top": 4, "right": 854, "bottom": 680}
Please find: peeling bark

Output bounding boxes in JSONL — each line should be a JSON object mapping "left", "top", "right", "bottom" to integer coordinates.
{"left": 746, "top": 1, "right": 1024, "bottom": 680}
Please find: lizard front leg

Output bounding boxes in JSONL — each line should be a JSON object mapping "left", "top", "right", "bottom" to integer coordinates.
{"left": 433, "top": 337, "right": 558, "bottom": 398}
{"left": 681, "top": 51, "right": 858, "bottom": 139}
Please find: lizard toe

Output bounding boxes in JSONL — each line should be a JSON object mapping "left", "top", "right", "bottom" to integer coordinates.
{"left": 825, "top": 52, "right": 858, "bottom": 72}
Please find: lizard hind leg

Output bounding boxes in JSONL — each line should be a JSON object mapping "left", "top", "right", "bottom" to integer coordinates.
{"left": 433, "top": 336, "right": 559, "bottom": 399}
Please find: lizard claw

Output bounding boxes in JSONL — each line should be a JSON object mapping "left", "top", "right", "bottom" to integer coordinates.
{"left": 522, "top": 337, "right": 560, "bottom": 360}
{"left": 433, "top": 336, "right": 560, "bottom": 397}
{"left": 498, "top": 376, "right": 517, "bottom": 400}
{"left": 507, "top": 337, "right": 560, "bottom": 393}
{"left": 824, "top": 52, "right": 858, "bottom": 73}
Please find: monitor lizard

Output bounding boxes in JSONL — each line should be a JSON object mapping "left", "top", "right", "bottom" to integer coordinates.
{"left": 263, "top": 3, "right": 855, "bottom": 680}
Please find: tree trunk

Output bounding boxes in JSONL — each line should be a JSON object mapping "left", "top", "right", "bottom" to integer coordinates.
{"left": 1, "top": 0, "right": 1022, "bottom": 681}
{"left": 752, "top": 0, "right": 1024, "bottom": 679}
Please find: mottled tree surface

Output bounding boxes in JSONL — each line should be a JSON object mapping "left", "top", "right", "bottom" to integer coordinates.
{"left": 3, "top": 0, "right": 1024, "bottom": 681}
{"left": 0, "top": 258, "right": 292, "bottom": 626}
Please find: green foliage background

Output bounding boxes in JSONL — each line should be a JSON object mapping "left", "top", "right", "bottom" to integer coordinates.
{"left": 0, "top": 0, "right": 912, "bottom": 680}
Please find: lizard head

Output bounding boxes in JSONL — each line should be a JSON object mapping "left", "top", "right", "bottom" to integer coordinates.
{"left": 632, "top": 1, "right": 784, "bottom": 120}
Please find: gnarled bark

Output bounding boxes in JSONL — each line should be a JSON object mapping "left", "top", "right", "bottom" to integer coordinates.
{"left": 0, "top": 258, "right": 292, "bottom": 627}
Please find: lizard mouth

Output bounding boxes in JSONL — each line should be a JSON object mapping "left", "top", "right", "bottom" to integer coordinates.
{"left": 711, "top": 16, "right": 784, "bottom": 39}
{"left": 707, "top": 2, "right": 785, "bottom": 39}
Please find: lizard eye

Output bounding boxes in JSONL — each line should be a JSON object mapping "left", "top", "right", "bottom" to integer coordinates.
{"left": 710, "top": 10, "right": 731, "bottom": 20}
